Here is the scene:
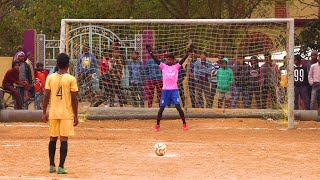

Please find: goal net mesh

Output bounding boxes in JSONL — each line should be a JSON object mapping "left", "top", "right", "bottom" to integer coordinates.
{"left": 61, "top": 20, "right": 291, "bottom": 119}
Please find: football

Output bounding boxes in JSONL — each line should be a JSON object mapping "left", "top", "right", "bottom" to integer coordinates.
{"left": 154, "top": 143, "right": 167, "bottom": 156}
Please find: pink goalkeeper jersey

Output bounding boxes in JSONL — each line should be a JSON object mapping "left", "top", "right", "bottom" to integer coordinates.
{"left": 159, "top": 62, "right": 181, "bottom": 90}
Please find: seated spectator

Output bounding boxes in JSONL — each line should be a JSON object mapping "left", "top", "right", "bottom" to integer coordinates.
{"left": 2, "top": 61, "right": 28, "bottom": 109}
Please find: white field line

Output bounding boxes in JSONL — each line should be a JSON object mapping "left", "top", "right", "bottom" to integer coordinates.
{"left": 1, "top": 144, "right": 20, "bottom": 147}
{"left": 0, "top": 176, "right": 81, "bottom": 180}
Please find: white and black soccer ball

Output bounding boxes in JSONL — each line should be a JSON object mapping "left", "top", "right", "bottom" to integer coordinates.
{"left": 154, "top": 143, "right": 167, "bottom": 156}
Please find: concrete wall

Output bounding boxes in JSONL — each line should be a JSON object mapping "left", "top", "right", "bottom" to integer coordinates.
{"left": 0, "top": 57, "right": 13, "bottom": 85}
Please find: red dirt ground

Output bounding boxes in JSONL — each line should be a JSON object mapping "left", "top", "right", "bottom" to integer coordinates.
{"left": 1, "top": 118, "right": 320, "bottom": 179}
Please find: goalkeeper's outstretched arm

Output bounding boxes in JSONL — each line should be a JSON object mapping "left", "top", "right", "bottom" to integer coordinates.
{"left": 146, "top": 44, "right": 160, "bottom": 65}
{"left": 179, "top": 44, "right": 195, "bottom": 65}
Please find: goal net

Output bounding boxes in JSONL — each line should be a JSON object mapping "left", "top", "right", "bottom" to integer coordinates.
{"left": 59, "top": 19, "right": 294, "bottom": 126}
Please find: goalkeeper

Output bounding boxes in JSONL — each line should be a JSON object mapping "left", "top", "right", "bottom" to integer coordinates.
{"left": 146, "top": 44, "right": 192, "bottom": 132}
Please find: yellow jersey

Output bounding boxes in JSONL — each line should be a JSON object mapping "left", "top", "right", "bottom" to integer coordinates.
{"left": 45, "top": 73, "right": 78, "bottom": 120}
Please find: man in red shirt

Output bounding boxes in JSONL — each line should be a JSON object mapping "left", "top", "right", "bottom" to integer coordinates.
{"left": 34, "top": 62, "right": 49, "bottom": 110}
{"left": 2, "top": 61, "right": 27, "bottom": 109}
{"left": 91, "top": 49, "right": 112, "bottom": 107}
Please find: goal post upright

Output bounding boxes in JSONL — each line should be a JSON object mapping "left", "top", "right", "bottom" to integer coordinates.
{"left": 287, "top": 19, "right": 295, "bottom": 129}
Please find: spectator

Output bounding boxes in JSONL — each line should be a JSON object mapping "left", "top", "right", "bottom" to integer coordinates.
{"left": 248, "top": 56, "right": 261, "bottom": 109}
{"left": 91, "top": 49, "right": 112, "bottom": 107}
{"left": 293, "top": 55, "right": 310, "bottom": 110}
{"left": 175, "top": 59, "right": 186, "bottom": 107}
{"left": 307, "top": 50, "right": 320, "bottom": 109}
{"left": 109, "top": 48, "right": 125, "bottom": 107}
{"left": 13, "top": 45, "right": 23, "bottom": 61}
{"left": 34, "top": 63, "right": 49, "bottom": 110}
{"left": 278, "top": 56, "right": 287, "bottom": 105}
{"left": 145, "top": 49, "right": 165, "bottom": 108}
{"left": 211, "top": 52, "right": 223, "bottom": 108}
{"left": 231, "top": 56, "right": 250, "bottom": 108}
{"left": 128, "top": 52, "right": 145, "bottom": 107}
{"left": 76, "top": 46, "right": 97, "bottom": 101}
{"left": 260, "top": 52, "right": 279, "bottom": 109}
{"left": 217, "top": 58, "right": 234, "bottom": 108}
{"left": 17, "top": 52, "right": 33, "bottom": 108}
{"left": 2, "top": 61, "right": 27, "bottom": 109}
{"left": 194, "top": 51, "right": 213, "bottom": 108}
{"left": 308, "top": 54, "right": 320, "bottom": 110}
{"left": 186, "top": 50, "right": 197, "bottom": 108}
{"left": 26, "top": 52, "right": 35, "bottom": 80}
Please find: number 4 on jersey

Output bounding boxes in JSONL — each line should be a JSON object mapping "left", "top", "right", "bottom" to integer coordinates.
{"left": 56, "top": 86, "right": 63, "bottom": 99}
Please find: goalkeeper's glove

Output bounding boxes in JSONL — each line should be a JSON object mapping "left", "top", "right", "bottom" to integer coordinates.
{"left": 146, "top": 44, "right": 152, "bottom": 53}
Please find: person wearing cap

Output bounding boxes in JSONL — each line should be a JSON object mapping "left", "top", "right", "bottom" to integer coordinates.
{"left": 248, "top": 55, "right": 261, "bottom": 109}
{"left": 194, "top": 51, "right": 213, "bottom": 108}
{"left": 260, "top": 52, "right": 279, "bottom": 109}
{"left": 217, "top": 57, "right": 234, "bottom": 108}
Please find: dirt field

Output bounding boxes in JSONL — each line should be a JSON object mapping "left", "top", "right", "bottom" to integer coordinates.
{"left": 1, "top": 118, "right": 320, "bottom": 179}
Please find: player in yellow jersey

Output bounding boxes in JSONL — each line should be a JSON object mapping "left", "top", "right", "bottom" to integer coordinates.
{"left": 42, "top": 53, "right": 79, "bottom": 174}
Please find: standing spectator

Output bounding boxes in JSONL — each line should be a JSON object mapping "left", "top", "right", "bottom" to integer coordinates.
{"left": 176, "top": 59, "right": 186, "bottom": 107}
{"left": 278, "top": 56, "right": 287, "bottom": 105}
{"left": 34, "top": 63, "right": 49, "bottom": 110}
{"left": 128, "top": 52, "right": 145, "bottom": 107}
{"left": 248, "top": 56, "right": 261, "bottom": 109}
{"left": 186, "top": 50, "right": 197, "bottom": 107}
{"left": 211, "top": 52, "right": 223, "bottom": 107}
{"left": 17, "top": 52, "right": 33, "bottom": 109}
{"left": 26, "top": 52, "right": 35, "bottom": 80}
{"left": 194, "top": 51, "right": 213, "bottom": 108}
{"left": 145, "top": 49, "right": 164, "bottom": 108}
{"left": 231, "top": 56, "right": 250, "bottom": 108}
{"left": 306, "top": 50, "right": 320, "bottom": 109}
{"left": 217, "top": 58, "right": 234, "bottom": 108}
{"left": 26, "top": 52, "right": 35, "bottom": 98}
{"left": 2, "top": 61, "right": 27, "bottom": 109}
{"left": 13, "top": 45, "right": 24, "bottom": 61}
{"left": 109, "top": 48, "right": 125, "bottom": 107}
{"left": 76, "top": 46, "right": 97, "bottom": 101}
{"left": 260, "top": 52, "right": 279, "bottom": 109}
{"left": 294, "top": 55, "right": 310, "bottom": 110}
{"left": 91, "top": 49, "right": 112, "bottom": 107}
{"left": 308, "top": 55, "right": 320, "bottom": 110}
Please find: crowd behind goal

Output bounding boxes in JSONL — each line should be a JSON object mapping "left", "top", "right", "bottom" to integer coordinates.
{"left": 2, "top": 43, "right": 320, "bottom": 111}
